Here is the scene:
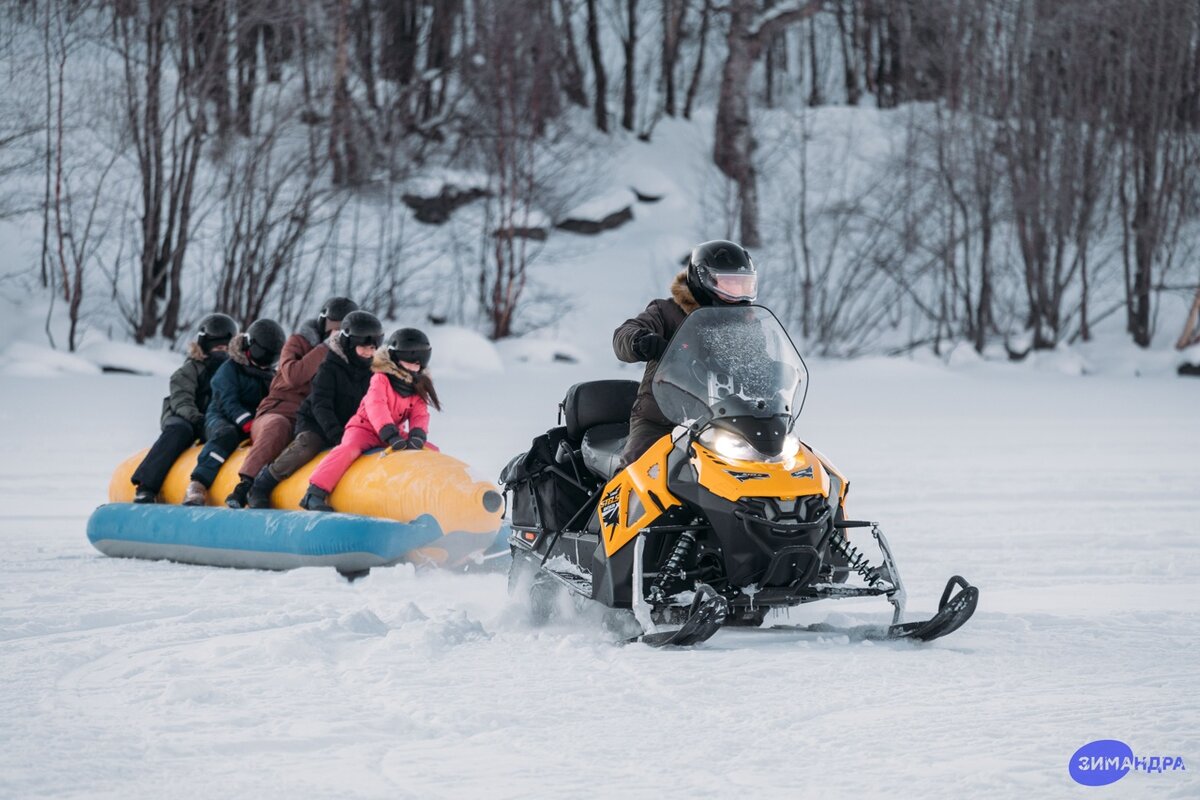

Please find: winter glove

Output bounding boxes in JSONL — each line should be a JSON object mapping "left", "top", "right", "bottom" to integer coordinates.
{"left": 379, "top": 424, "right": 406, "bottom": 451}
{"left": 407, "top": 428, "right": 427, "bottom": 450}
{"left": 632, "top": 331, "right": 669, "bottom": 362}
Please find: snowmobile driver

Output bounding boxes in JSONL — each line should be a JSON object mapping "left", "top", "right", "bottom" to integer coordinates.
{"left": 612, "top": 239, "right": 758, "bottom": 468}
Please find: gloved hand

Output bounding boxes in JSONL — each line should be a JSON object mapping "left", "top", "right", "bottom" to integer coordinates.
{"left": 241, "top": 419, "right": 254, "bottom": 435}
{"left": 379, "top": 424, "right": 406, "bottom": 451}
{"left": 407, "top": 428, "right": 427, "bottom": 450}
{"left": 633, "top": 331, "right": 669, "bottom": 362}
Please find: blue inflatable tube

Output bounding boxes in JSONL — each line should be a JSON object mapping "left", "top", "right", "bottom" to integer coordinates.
{"left": 87, "top": 503, "right": 444, "bottom": 573}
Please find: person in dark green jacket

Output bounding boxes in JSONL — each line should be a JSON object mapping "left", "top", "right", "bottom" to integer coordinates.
{"left": 131, "top": 314, "right": 238, "bottom": 503}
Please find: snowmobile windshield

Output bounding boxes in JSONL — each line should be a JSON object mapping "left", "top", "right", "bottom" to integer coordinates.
{"left": 651, "top": 305, "right": 807, "bottom": 430}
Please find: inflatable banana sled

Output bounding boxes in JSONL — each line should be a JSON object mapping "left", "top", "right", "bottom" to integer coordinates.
{"left": 90, "top": 442, "right": 506, "bottom": 573}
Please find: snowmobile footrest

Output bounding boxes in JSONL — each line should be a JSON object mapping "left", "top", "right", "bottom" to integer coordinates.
{"left": 544, "top": 566, "right": 593, "bottom": 596}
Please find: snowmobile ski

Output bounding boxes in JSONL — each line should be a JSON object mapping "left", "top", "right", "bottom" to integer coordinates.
{"left": 639, "top": 585, "right": 728, "bottom": 648}
{"left": 885, "top": 574, "right": 977, "bottom": 641}
{"left": 763, "top": 575, "right": 978, "bottom": 643}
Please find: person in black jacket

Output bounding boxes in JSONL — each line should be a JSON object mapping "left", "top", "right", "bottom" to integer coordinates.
{"left": 130, "top": 314, "right": 238, "bottom": 503}
{"left": 183, "top": 319, "right": 286, "bottom": 506}
{"left": 612, "top": 240, "right": 758, "bottom": 467}
{"left": 244, "top": 311, "right": 383, "bottom": 508}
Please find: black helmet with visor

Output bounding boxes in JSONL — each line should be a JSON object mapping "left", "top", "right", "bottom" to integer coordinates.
{"left": 686, "top": 239, "right": 757, "bottom": 306}
{"left": 339, "top": 311, "right": 384, "bottom": 349}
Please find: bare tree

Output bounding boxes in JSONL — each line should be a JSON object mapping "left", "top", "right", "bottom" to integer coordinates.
{"left": 682, "top": 0, "right": 710, "bottom": 119}
{"left": 467, "top": 0, "right": 559, "bottom": 339}
{"left": 585, "top": 0, "right": 608, "bottom": 132}
{"left": 556, "top": 0, "right": 589, "bottom": 109}
{"left": 1113, "top": 0, "right": 1198, "bottom": 347}
{"left": 660, "top": 0, "right": 688, "bottom": 116}
{"left": 328, "top": 0, "right": 363, "bottom": 185}
{"left": 215, "top": 120, "right": 339, "bottom": 325}
{"left": 380, "top": 0, "right": 419, "bottom": 84}
{"left": 117, "top": 0, "right": 211, "bottom": 342}
{"left": 713, "top": 0, "right": 824, "bottom": 247}
{"left": 620, "top": 0, "right": 637, "bottom": 131}
{"left": 40, "top": 0, "right": 115, "bottom": 350}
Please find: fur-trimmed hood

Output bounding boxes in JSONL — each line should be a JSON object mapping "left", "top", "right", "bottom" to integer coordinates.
{"left": 297, "top": 318, "right": 325, "bottom": 347}
{"left": 327, "top": 331, "right": 349, "bottom": 362}
{"left": 371, "top": 349, "right": 415, "bottom": 382}
{"left": 227, "top": 332, "right": 273, "bottom": 374}
{"left": 228, "top": 333, "right": 251, "bottom": 366}
{"left": 186, "top": 341, "right": 207, "bottom": 361}
{"left": 370, "top": 350, "right": 441, "bottom": 411}
{"left": 670, "top": 270, "right": 700, "bottom": 314}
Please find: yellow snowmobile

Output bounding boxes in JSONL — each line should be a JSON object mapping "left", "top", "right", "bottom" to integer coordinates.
{"left": 501, "top": 305, "right": 977, "bottom": 646}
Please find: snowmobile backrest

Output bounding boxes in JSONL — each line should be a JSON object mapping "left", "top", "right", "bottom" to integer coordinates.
{"left": 561, "top": 380, "right": 639, "bottom": 442}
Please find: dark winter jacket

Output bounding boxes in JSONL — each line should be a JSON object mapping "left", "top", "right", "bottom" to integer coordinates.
{"left": 255, "top": 318, "right": 328, "bottom": 420}
{"left": 295, "top": 334, "right": 373, "bottom": 445}
{"left": 160, "top": 342, "right": 229, "bottom": 433}
{"left": 206, "top": 334, "right": 276, "bottom": 428}
{"left": 612, "top": 270, "right": 700, "bottom": 427}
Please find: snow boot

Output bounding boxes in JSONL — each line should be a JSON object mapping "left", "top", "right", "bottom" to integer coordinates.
{"left": 133, "top": 486, "right": 157, "bottom": 504}
{"left": 225, "top": 477, "right": 253, "bottom": 509}
{"left": 246, "top": 466, "right": 279, "bottom": 509}
{"left": 183, "top": 480, "right": 208, "bottom": 507}
{"left": 300, "top": 484, "right": 333, "bottom": 512}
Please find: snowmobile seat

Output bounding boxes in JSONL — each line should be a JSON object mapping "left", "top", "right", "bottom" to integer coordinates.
{"left": 561, "top": 380, "right": 639, "bottom": 443}
{"left": 581, "top": 422, "right": 629, "bottom": 480}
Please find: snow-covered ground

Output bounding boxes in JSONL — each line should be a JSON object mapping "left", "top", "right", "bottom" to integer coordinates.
{"left": 2, "top": 355, "right": 1197, "bottom": 798}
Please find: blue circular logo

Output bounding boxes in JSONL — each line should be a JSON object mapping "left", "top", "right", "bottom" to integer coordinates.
{"left": 1070, "top": 740, "right": 1133, "bottom": 786}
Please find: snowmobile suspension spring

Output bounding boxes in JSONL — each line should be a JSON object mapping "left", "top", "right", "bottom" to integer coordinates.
{"left": 649, "top": 531, "right": 697, "bottom": 602}
{"left": 828, "top": 530, "right": 882, "bottom": 588}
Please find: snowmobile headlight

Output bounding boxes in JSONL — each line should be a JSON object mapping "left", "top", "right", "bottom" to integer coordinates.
{"left": 698, "top": 428, "right": 758, "bottom": 461}
{"left": 698, "top": 429, "right": 800, "bottom": 464}
{"left": 780, "top": 435, "right": 800, "bottom": 460}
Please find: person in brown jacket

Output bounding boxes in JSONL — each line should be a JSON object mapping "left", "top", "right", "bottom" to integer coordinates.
{"left": 612, "top": 240, "right": 758, "bottom": 467}
{"left": 225, "top": 296, "right": 358, "bottom": 507}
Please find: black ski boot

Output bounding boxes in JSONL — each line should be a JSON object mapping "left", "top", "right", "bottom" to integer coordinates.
{"left": 300, "top": 484, "right": 333, "bottom": 512}
{"left": 246, "top": 466, "right": 279, "bottom": 509}
{"left": 225, "top": 477, "right": 253, "bottom": 509}
{"left": 133, "top": 486, "right": 157, "bottom": 504}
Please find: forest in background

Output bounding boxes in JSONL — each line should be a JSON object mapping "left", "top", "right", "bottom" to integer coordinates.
{"left": 1, "top": 0, "right": 1199, "bottom": 357}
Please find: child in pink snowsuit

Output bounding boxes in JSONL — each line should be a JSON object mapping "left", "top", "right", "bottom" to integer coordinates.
{"left": 301, "top": 328, "right": 441, "bottom": 512}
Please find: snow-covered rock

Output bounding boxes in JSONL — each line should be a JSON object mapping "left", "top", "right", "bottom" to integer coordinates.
{"left": 556, "top": 188, "right": 636, "bottom": 234}
{"left": 425, "top": 324, "right": 504, "bottom": 377}
{"left": 944, "top": 341, "right": 983, "bottom": 369}
{"left": 77, "top": 341, "right": 180, "bottom": 376}
{"left": 0, "top": 341, "right": 102, "bottom": 377}
{"left": 496, "top": 336, "right": 585, "bottom": 365}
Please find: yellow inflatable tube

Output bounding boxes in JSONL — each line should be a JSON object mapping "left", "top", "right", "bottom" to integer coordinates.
{"left": 109, "top": 442, "right": 504, "bottom": 566}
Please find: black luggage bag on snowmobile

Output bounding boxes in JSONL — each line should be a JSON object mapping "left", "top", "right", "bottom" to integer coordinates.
{"left": 500, "top": 426, "right": 594, "bottom": 533}
{"left": 500, "top": 380, "right": 639, "bottom": 534}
